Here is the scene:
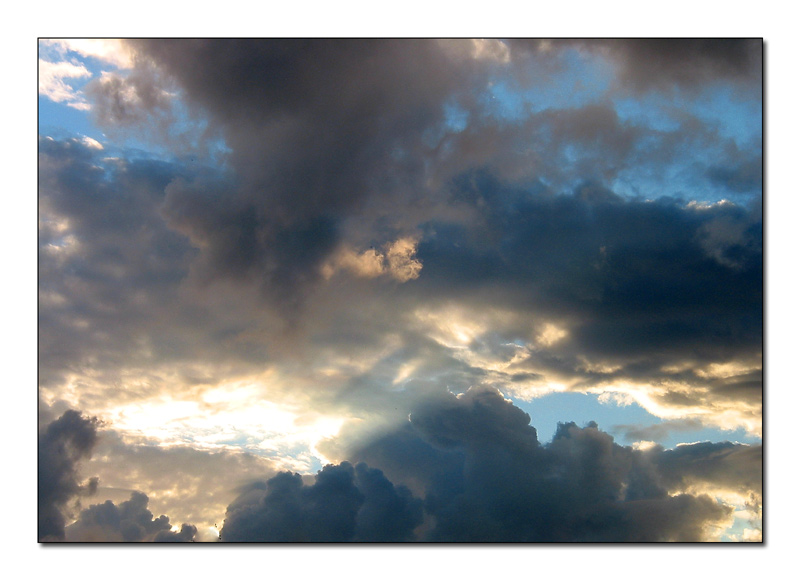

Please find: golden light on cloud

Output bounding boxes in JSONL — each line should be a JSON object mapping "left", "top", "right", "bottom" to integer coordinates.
{"left": 103, "top": 393, "right": 348, "bottom": 472}
{"left": 535, "top": 322, "right": 568, "bottom": 347}
{"left": 414, "top": 306, "right": 488, "bottom": 349}
{"left": 505, "top": 381, "right": 569, "bottom": 400}
{"left": 37, "top": 38, "right": 762, "bottom": 544}
{"left": 694, "top": 360, "right": 761, "bottom": 379}
{"left": 589, "top": 379, "right": 762, "bottom": 437}
{"left": 43, "top": 368, "right": 351, "bottom": 474}
{"left": 322, "top": 237, "right": 422, "bottom": 282}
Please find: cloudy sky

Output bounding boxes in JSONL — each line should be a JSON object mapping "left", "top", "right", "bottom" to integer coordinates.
{"left": 37, "top": 36, "right": 765, "bottom": 546}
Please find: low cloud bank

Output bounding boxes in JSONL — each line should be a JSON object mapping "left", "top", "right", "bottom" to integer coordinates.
{"left": 223, "top": 387, "right": 760, "bottom": 542}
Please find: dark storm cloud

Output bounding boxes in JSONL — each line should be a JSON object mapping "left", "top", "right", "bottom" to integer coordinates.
{"left": 343, "top": 387, "right": 754, "bottom": 541}
{"left": 38, "top": 410, "right": 100, "bottom": 541}
{"left": 66, "top": 491, "right": 197, "bottom": 542}
{"left": 600, "top": 39, "right": 762, "bottom": 92}
{"left": 509, "top": 39, "right": 762, "bottom": 93}
{"left": 82, "top": 39, "right": 761, "bottom": 323}
{"left": 221, "top": 461, "right": 423, "bottom": 542}
{"left": 413, "top": 175, "right": 762, "bottom": 377}
{"left": 706, "top": 153, "right": 763, "bottom": 195}
{"left": 117, "top": 39, "right": 492, "bottom": 315}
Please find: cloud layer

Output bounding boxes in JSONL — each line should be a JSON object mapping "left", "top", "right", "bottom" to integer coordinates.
{"left": 38, "top": 39, "right": 762, "bottom": 542}
{"left": 224, "top": 388, "right": 759, "bottom": 542}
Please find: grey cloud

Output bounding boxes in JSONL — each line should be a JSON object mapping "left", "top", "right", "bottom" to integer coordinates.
{"left": 251, "top": 175, "right": 761, "bottom": 428}
{"left": 221, "top": 461, "right": 423, "bottom": 542}
{"left": 509, "top": 39, "right": 762, "bottom": 93}
{"left": 38, "top": 410, "right": 100, "bottom": 541}
{"left": 73, "top": 40, "right": 760, "bottom": 324}
{"left": 600, "top": 39, "right": 762, "bottom": 93}
{"left": 66, "top": 491, "right": 196, "bottom": 542}
{"left": 38, "top": 136, "right": 194, "bottom": 387}
{"left": 345, "top": 387, "right": 753, "bottom": 541}
{"left": 85, "top": 64, "right": 171, "bottom": 127}
{"left": 39, "top": 42, "right": 761, "bottom": 543}
{"left": 655, "top": 441, "right": 763, "bottom": 497}
{"left": 415, "top": 176, "right": 761, "bottom": 368}
{"left": 38, "top": 130, "right": 761, "bottom": 443}
{"left": 117, "top": 39, "right": 492, "bottom": 317}
{"left": 38, "top": 136, "right": 294, "bottom": 409}
{"left": 612, "top": 418, "right": 707, "bottom": 443}
{"left": 84, "top": 60, "right": 215, "bottom": 155}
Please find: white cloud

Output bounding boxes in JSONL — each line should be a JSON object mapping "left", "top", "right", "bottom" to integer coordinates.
{"left": 38, "top": 58, "right": 91, "bottom": 109}
{"left": 81, "top": 136, "right": 104, "bottom": 150}
{"left": 40, "top": 39, "right": 134, "bottom": 69}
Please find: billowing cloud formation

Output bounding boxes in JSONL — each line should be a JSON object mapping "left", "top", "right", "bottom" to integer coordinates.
{"left": 66, "top": 491, "right": 196, "bottom": 542}
{"left": 38, "top": 130, "right": 761, "bottom": 454}
{"left": 410, "top": 176, "right": 762, "bottom": 417}
{"left": 342, "top": 388, "right": 757, "bottom": 541}
{"left": 222, "top": 461, "right": 423, "bottom": 542}
{"left": 110, "top": 39, "right": 485, "bottom": 315}
{"left": 39, "top": 39, "right": 761, "bottom": 541}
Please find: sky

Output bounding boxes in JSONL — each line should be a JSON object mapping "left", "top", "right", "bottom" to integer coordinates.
{"left": 36, "top": 37, "right": 765, "bottom": 545}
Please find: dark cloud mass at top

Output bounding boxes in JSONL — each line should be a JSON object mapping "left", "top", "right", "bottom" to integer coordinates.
{"left": 101, "top": 39, "right": 761, "bottom": 317}
{"left": 38, "top": 38, "right": 762, "bottom": 542}
{"left": 121, "top": 39, "right": 488, "bottom": 314}
{"left": 510, "top": 39, "right": 762, "bottom": 92}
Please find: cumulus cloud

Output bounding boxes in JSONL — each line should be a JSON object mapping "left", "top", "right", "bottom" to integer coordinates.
{"left": 66, "top": 491, "right": 196, "bottom": 542}
{"left": 39, "top": 40, "right": 761, "bottom": 543}
{"left": 101, "top": 39, "right": 494, "bottom": 317}
{"left": 221, "top": 461, "right": 422, "bottom": 542}
{"left": 342, "top": 387, "right": 756, "bottom": 541}
{"left": 400, "top": 175, "right": 762, "bottom": 432}
{"left": 38, "top": 410, "right": 100, "bottom": 541}
{"left": 38, "top": 130, "right": 761, "bottom": 455}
